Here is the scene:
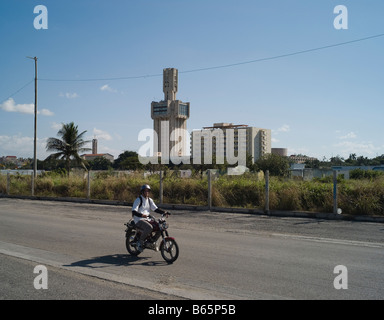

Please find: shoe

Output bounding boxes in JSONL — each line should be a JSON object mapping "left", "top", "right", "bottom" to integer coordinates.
{"left": 137, "top": 241, "right": 144, "bottom": 252}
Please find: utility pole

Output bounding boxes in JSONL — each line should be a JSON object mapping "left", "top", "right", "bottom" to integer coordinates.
{"left": 27, "top": 56, "right": 38, "bottom": 178}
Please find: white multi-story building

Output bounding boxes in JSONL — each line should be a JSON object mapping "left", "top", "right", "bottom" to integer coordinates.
{"left": 191, "top": 123, "right": 271, "bottom": 164}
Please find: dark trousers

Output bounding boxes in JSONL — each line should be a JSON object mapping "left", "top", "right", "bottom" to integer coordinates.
{"left": 135, "top": 220, "right": 153, "bottom": 242}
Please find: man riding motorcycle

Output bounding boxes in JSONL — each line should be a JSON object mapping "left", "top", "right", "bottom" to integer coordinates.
{"left": 131, "top": 184, "right": 169, "bottom": 252}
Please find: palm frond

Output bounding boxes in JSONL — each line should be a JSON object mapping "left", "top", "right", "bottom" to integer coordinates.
{"left": 46, "top": 122, "right": 92, "bottom": 174}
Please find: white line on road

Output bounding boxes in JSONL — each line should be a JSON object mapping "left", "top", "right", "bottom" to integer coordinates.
{"left": 271, "top": 233, "right": 384, "bottom": 248}
{"left": 0, "top": 240, "right": 268, "bottom": 300}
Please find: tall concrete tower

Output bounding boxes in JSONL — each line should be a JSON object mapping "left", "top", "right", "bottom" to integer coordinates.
{"left": 151, "top": 68, "right": 190, "bottom": 161}
{"left": 92, "top": 138, "right": 98, "bottom": 154}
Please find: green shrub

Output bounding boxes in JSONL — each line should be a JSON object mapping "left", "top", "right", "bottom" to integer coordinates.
{"left": 350, "top": 168, "right": 384, "bottom": 180}
{"left": 0, "top": 175, "right": 6, "bottom": 193}
{"left": 339, "top": 178, "right": 384, "bottom": 215}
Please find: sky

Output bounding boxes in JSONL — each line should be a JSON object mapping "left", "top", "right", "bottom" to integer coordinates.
{"left": 1, "top": 0, "right": 384, "bottom": 162}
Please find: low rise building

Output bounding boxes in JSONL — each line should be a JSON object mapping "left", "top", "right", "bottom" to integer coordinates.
{"left": 81, "top": 153, "right": 114, "bottom": 162}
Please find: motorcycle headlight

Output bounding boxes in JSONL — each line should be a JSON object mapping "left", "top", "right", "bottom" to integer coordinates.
{"left": 161, "top": 222, "right": 168, "bottom": 230}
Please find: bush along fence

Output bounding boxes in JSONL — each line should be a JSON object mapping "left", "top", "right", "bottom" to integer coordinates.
{"left": 1, "top": 170, "right": 383, "bottom": 216}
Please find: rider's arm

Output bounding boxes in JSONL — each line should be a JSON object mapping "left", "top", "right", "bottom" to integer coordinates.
{"left": 132, "top": 210, "right": 147, "bottom": 218}
{"left": 148, "top": 198, "right": 167, "bottom": 215}
{"left": 154, "top": 208, "right": 166, "bottom": 214}
{"left": 155, "top": 208, "right": 171, "bottom": 217}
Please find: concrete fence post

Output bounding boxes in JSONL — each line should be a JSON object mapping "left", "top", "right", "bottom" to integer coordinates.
{"left": 159, "top": 170, "right": 163, "bottom": 204}
{"left": 87, "top": 171, "right": 91, "bottom": 199}
{"left": 208, "top": 170, "right": 212, "bottom": 211}
{"left": 31, "top": 172, "right": 35, "bottom": 196}
{"left": 265, "top": 170, "right": 270, "bottom": 215}
{"left": 333, "top": 170, "right": 338, "bottom": 214}
{"left": 7, "top": 172, "right": 10, "bottom": 195}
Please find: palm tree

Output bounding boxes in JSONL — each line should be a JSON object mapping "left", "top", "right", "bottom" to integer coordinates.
{"left": 46, "top": 122, "right": 91, "bottom": 176}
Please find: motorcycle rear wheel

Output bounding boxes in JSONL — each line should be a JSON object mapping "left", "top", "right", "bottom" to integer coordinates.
{"left": 160, "top": 239, "right": 179, "bottom": 264}
{"left": 126, "top": 230, "right": 141, "bottom": 256}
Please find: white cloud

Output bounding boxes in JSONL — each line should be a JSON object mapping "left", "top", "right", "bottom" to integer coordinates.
{"left": 333, "top": 140, "right": 381, "bottom": 157}
{"left": 51, "top": 122, "right": 63, "bottom": 130}
{"left": 40, "top": 109, "right": 54, "bottom": 116}
{"left": 272, "top": 124, "right": 290, "bottom": 135}
{"left": 271, "top": 124, "right": 290, "bottom": 145}
{"left": 93, "top": 128, "right": 112, "bottom": 141}
{"left": 0, "top": 98, "right": 34, "bottom": 114}
{"left": 339, "top": 132, "right": 357, "bottom": 140}
{"left": 277, "top": 124, "right": 290, "bottom": 133}
{"left": 100, "top": 84, "right": 117, "bottom": 93}
{"left": 0, "top": 134, "right": 49, "bottom": 159}
{"left": 0, "top": 134, "right": 32, "bottom": 150}
{"left": 0, "top": 98, "right": 53, "bottom": 116}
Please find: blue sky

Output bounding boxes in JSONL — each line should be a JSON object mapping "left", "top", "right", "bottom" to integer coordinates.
{"left": 1, "top": 0, "right": 384, "bottom": 161}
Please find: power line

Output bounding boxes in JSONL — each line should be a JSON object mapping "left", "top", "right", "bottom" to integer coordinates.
{"left": 38, "top": 33, "right": 384, "bottom": 82}
{"left": 2, "top": 33, "right": 383, "bottom": 103}
{"left": 39, "top": 73, "right": 163, "bottom": 82}
{"left": 180, "top": 33, "right": 384, "bottom": 74}
{"left": 0, "top": 79, "right": 34, "bottom": 104}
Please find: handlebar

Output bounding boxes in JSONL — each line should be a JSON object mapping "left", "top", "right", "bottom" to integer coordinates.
{"left": 148, "top": 212, "right": 170, "bottom": 221}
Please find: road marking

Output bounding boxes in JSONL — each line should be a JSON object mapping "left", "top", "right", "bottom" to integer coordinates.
{"left": 0, "top": 240, "right": 266, "bottom": 300}
{"left": 271, "top": 233, "right": 384, "bottom": 248}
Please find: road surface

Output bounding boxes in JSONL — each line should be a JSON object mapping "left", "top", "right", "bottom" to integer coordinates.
{"left": 0, "top": 198, "right": 383, "bottom": 300}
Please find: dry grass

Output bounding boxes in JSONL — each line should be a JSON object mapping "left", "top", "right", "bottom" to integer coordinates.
{"left": 1, "top": 171, "right": 383, "bottom": 216}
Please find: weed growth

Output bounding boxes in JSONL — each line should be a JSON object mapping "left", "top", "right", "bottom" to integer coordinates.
{"left": 1, "top": 171, "right": 383, "bottom": 216}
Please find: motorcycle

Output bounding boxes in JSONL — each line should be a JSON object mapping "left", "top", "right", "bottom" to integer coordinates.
{"left": 124, "top": 213, "right": 179, "bottom": 264}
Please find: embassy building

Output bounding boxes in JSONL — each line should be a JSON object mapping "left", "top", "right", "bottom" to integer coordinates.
{"left": 151, "top": 68, "right": 190, "bottom": 160}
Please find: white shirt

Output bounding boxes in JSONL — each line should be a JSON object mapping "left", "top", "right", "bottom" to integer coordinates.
{"left": 132, "top": 195, "right": 158, "bottom": 224}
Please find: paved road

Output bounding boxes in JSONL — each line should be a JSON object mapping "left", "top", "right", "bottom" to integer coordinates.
{"left": 0, "top": 253, "right": 181, "bottom": 300}
{"left": 0, "top": 198, "right": 383, "bottom": 300}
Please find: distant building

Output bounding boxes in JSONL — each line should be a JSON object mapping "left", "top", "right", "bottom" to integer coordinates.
{"left": 81, "top": 138, "right": 114, "bottom": 162}
{"left": 0, "top": 156, "right": 29, "bottom": 169}
{"left": 191, "top": 123, "right": 271, "bottom": 163}
{"left": 332, "top": 165, "right": 384, "bottom": 179}
{"left": 5, "top": 156, "right": 17, "bottom": 164}
{"left": 151, "top": 68, "right": 190, "bottom": 159}
{"left": 92, "top": 138, "right": 98, "bottom": 154}
{"left": 289, "top": 154, "right": 318, "bottom": 164}
{"left": 81, "top": 153, "right": 114, "bottom": 162}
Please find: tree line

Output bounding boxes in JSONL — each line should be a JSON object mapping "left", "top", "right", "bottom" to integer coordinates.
{"left": 11, "top": 122, "right": 384, "bottom": 177}
{"left": 304, "top": 153, "right": 384, "bottom": 168}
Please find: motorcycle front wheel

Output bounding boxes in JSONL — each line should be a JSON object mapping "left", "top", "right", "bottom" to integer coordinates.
{"left": 126, "top": 230, "right": 141, "bottom": 256}
{"left": 160, "top": 238, "right": 179, "bottom": 264}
